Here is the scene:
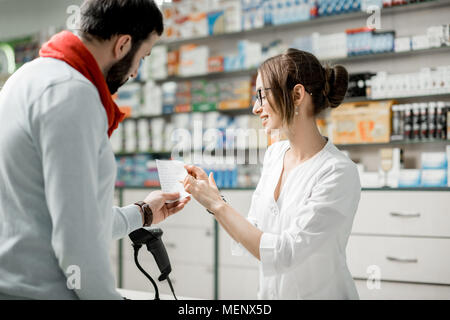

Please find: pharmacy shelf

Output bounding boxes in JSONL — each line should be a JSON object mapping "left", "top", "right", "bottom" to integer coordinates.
{"left": 344, "top": 92, "right": 450, "bottom": 103}
{"left": 121, "top": 91, "right": 450, "bottom": 122}
{"left": 115, "top": 186, "right": 450, "bottom": 192}
{"left": 332, "top": 46, "right": 450, "bottom": 64}
{"left": 153, "top": 68, "right": 257, "bottom": 83}
{"left": 146, "top": 46, "right": 450, "bottom": 84}
{"left": 114, "top": 139, "right": 449, "bottom": 158}
{"left": 126, "top": 107, "right": 253, "bottom": 121}
{"left": 336, "top": 139, "right": 450, "bottom": 148}
{"left": 158, "top": 0, "right": 450, "bottom": 47}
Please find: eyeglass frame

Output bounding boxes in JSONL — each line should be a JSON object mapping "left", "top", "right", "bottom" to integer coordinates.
{"left": 255, "top": 87, "right": 313, "bottom": 107}
{"left": 255, "top": 87, "right": 271, "bottom": 107}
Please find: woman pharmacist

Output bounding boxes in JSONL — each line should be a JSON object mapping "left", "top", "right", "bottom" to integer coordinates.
{"left": 182, "top": 48, "right": 361, "bottom": 300}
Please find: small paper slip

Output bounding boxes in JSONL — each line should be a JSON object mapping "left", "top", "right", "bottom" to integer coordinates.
{"left": 156, "top": 159, "right": 190, "bottom": 203}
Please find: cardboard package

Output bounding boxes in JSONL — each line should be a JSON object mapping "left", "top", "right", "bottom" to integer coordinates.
{"left": 331, "top": 100, "right": 394, "bottom": 144}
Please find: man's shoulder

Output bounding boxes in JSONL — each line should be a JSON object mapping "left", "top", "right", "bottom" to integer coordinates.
{"left": 13, "top": 57, "right": 95, "bottom": 94}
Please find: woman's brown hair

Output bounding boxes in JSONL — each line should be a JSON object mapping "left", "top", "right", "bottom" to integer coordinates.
{"left": 258, "top": 48, "right": 348, "bottom": 125}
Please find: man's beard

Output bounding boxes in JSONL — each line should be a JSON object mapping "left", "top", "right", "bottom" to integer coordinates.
{"left": 106, "top": 42, "right": 141, "bottom": 95}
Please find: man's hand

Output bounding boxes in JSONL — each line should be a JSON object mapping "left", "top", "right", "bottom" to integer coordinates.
{"left": 143, "top": 191, "right": 191, "bottom": 225}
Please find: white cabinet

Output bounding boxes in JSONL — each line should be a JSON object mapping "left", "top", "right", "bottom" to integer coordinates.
{"left": 218, "top": 190, "right": 259, "bottom": 299}
{"left": 354, "top": 280, "right": 450, "bottom": 300}
{"left": 352, "top": 191, "right": 450, "bottom": 237}
{"left": 348, "top": 190, "right": 450, "bottom": 299}
{"left": 219, "top": 266, "right": 259, "bottom": 300}
{"left": 119, "top": 188, "right": 215, "bottom": 299}
{"left": 347, "top": 235, "right": 450, "bottom": 284}
{"left": 121, "top": 258, "right": 214, "bottom": 299}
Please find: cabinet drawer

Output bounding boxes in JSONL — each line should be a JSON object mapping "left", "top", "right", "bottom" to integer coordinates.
{"left": 353, "top": 191, "right": 450, "bottom": 237}
{"left": 354, "top": 280, "right": 450, "bottom": 300}
{"left": 122, "top": 259, "right": 214, "bottom": 299}
{"left": 123, "top": 226, "right": 214, "bottom": 266}
{"left": 347, "top": 235, "right": 450, "bottom": 285}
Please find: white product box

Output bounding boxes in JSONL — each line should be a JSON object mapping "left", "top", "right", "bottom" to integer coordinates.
{"left": 143, "top": 45, "right": 167, "bottom": 80}
{"left": 224, "top": 0, "right": 242, "bottom": 33}
{"left": 412, "top": 35, "right": 430, "bottom": 50}
{"left": 394, "top": 37, "right": 411, "bottom": 52}
{"left": 447, "top": 145, "right": 450, "bottom": 186}
{"left": 421, "top": 169, "right": 447, "bottom": 187}
{"left": 360, "top": 172, "right": 382, "bottom": 188}
{"left": 111, "top": 124, "right": 123, "bottom": 153}
{"left": 179, "top": 45, "right": 209, "bottom": 76}
{"left": 143, "top": 81, "right": 162, "bottom": 116}
{"left": 137, "top": 119, "right": 150, "bottom": 152}
{"left": 398, "top": 169, "right": 421, "bottom": 188}
{"left": 124, "top": 120, "right": 137, "bottom": 153}
{"left": 421, "top": 152, "right": 448, "bottom": 170}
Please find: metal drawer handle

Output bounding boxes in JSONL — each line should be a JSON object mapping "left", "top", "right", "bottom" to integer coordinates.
{"left": 389, "top": 212, "right": 421, "bottom": 218}
{"left": 386, "top": 256, "right": 418, "bottom": 263}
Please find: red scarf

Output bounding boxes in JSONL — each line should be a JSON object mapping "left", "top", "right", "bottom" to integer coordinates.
{"left": 39, "top": 31, "right": 125, "bottom": 137}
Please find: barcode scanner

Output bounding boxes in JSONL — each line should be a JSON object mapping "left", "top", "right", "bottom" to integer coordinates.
{"left": 129, "top": 228, "right": 177, "bottom": 300}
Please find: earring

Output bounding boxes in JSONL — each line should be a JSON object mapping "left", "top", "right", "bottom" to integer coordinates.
{"left": 295, "top": 106, "right": 299, "bottom": 116}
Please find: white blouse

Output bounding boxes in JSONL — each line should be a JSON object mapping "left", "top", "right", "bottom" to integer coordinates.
{"left": 232, "top": 139, "right": 361, "bottom": 299}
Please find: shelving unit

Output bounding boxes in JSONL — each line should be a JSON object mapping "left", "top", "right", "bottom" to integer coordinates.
{"left": 115, "top": 0, "right": 450, "bottom": 300}
{"left": 158, "top": 0, "right": 450, "bottom": 47}
{"left": 142, "top": 46, "right": 450, "bottom": 84}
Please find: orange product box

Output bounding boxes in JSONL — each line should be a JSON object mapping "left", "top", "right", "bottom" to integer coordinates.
{"left": 218, "top": 99, "right": 251, "bottom": 110}
{"left": 331, "top": 100, "right": 394, "bottom": 144}
{"left": 167, "top": 50, "right": 180, "bottom": 76}
{"left": 208, "top": 56, "right": 224, "bottom": 73}
{"left": 174, "top": 104, "right": 192, "bottom": 113}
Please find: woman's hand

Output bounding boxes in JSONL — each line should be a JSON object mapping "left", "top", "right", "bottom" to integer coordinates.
{"left": 143, "top": 191, "right": 191, "bottom": 225}
{"left": 182, "top": 165, "right": 225, "bottom": 214}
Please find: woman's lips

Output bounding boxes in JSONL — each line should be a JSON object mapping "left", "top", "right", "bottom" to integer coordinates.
{"left": 261, "top": 115, "right": 269, "bottom": 126}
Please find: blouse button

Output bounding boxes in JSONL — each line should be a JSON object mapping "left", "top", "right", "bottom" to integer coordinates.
{"left": 270, "top": 205, "right": 278, "bottom": 215}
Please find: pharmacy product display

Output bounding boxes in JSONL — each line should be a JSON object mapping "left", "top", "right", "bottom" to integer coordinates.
{"left": 357, "top": 148, "right": 449, "bottom": 188}
{"left": 160, "top": 0, "right": 438, "bottom": 42}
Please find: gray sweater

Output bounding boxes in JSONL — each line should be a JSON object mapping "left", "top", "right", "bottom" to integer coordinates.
{"left": 0, "top": 58, "right": 143, "bottom": 299}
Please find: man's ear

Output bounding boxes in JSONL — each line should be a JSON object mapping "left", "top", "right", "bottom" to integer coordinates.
{"left": 292, "top": 84, "right": 306, "bottom": 106}
{"left": 113, "top": 35, "right": 132, "bottom": 60}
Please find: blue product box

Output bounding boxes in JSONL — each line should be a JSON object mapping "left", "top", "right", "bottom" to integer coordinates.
{"left": 421, "top": 152, "right": 448, "bottom": 170}
{"left": 215, "top": 169, "right": 224, "bottom": 189}
{"left": 208, "top": 11, "right": 225, "bottom": 35}
{"left": 398, "top": 169, "right": 421, "bottom": 188}
{"left": 421, "top": 169, "right": 447, "bottom": 187}
{"left": 162, "top": 105, "right": 174, "bottom": 114}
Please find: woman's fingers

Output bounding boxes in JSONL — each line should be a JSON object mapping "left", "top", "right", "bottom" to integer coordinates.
{"left": 168, "top": 202, "right": 186, "bottom": 215}
{"left": 184, "top": 165, "right": 208, "bottom": 180}
{"left": 161, "top": 192, "right": 180, "bottom": 202}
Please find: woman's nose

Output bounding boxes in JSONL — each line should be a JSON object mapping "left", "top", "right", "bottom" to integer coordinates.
{"left": 252, "top": 101, "right": 262, "bottom": 115}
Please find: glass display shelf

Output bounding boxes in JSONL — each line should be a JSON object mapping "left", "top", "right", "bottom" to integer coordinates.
{"left": 114, "top": 139, "right": 449, "bottom": 157}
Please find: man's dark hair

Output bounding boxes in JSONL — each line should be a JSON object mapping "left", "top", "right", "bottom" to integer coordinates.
{"left": 80, "top": 0, "right": 164, "bottom": 46}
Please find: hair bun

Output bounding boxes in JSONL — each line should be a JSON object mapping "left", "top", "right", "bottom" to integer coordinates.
{"left": 323, "top": 65, "right": 348, "bottom": 109}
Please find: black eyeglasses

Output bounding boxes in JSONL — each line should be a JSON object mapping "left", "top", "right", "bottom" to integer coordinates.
{"left": 255, "top": 88, "right": 271, "bottom": 107}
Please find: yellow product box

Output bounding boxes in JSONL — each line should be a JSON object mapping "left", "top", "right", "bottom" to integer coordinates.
{"left": 331, "top": 100, "right": 394, "bottom": 144}
{"left": 218, "top": 99, "right": 251, "bottom": 110}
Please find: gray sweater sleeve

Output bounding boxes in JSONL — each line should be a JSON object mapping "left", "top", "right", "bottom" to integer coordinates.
{"left": 38, "top": 81, "right": 123, "bottom": 299}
